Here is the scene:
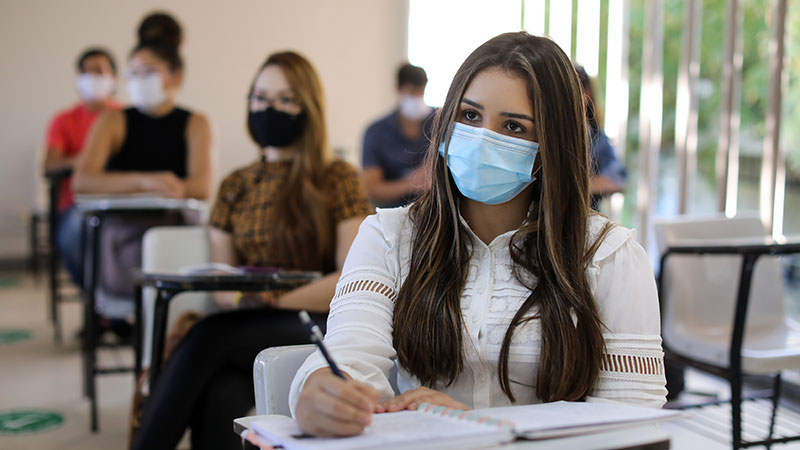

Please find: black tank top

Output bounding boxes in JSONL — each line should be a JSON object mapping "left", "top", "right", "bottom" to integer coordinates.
{"left": 106, "top": 107, "right": 191, "bottom": 178}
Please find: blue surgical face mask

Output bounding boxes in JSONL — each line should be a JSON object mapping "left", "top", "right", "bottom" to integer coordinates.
{"left": 438, "top": 122, "right": 539, "bottom": 205}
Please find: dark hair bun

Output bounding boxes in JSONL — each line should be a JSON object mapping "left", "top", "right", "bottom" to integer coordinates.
{"left": 137, "top": 12, "right": 182, "bottom": 49}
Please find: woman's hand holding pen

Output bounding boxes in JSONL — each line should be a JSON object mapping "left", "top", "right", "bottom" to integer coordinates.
{"left": 295, "top": 368, "right": 380, "bottom": 437}
{"left": 375, "top": 386, "right": 468, "bottom": 413}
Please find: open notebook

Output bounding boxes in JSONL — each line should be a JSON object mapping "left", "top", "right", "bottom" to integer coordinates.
{"left": 251, "top": 401, "right": 680, "bottom": 450}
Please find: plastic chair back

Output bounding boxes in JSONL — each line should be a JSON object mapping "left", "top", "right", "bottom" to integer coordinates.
{"left": 655, "top": 214, "right": 787, "bottom": 367}
{"left": 254, "top": 344, "right": 400, "bottom": 416}
{"left": 140, "top": 226, "right": 218, "bottom": 369}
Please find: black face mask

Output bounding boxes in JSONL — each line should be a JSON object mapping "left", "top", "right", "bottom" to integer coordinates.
{"left": 248, "top": 107, "right": 306, "bottom": 148}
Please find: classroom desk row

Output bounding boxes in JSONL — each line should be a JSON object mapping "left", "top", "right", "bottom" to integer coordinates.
{"left": 64, "top": 193, "right": 322, "bottom": 432}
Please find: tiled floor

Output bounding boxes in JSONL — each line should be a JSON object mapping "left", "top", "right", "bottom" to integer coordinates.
{"left": 663, "top": 370, "right": 800, "bottom": 449}
{"left": 1, "top": 270, "right": 799, "bottom": 449}
{"left": 0, "top": 272, "right": 135, "bottom": 450}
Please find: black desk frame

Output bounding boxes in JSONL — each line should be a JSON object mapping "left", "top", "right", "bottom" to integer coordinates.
{"left": 44, "top": 168, "right": 72, "bottom": 343}
{"left": 133, "top": 272, "right": 317, "bottom": 391}
{"left": 80, "top": 206, "right": 195, "bottom": 432}
{"left": 657, "top": 241, "right": 800, "bottom": 449}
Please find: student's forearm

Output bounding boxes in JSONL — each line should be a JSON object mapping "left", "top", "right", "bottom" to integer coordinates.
{"left": 366, "top": 178, "right": 415, "bottom": 204}
{"left": 589, "top": 175, "right": 623, "bottom": 195}
{"left": 278, "top": 272, "right": 340, "bottom": 313}
{"left": 43, "top": 153, "right": 77, "bottom": 173}
{"left": 182, "top": 176, "right": 211, "bottom": 200}
{"left": 72, "top": 171, "right": 150, "bottom": 194}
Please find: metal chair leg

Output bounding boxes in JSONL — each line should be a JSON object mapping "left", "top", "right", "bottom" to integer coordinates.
{"left": 49, "top": 222, "right": 62, "bottom": 343}
{"left": 48, "top": 178, "right": 61, "bottom": 342}
{"left": 766, "top": 373, "right": 782, "bottom": 449}
{"left": 730, "top": 374, "right": 743, "bottom": 450}
{"left": 30, "top": 213, "right": 40, "bottom": 280}
{"left": 83, "top": 213, "right": 101, "bottom": 432}
{"left": 83, "top": 297, "right": 98, "bottom": 432}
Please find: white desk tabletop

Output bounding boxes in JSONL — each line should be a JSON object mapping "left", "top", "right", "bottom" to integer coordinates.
{"left": 233, "top": 415, "right": 670, "bottom": 450}
{"left": 74, "top": 194, "right": 206, "bottom": 211}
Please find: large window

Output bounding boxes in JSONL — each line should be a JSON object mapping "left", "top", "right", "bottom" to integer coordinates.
{"left": 408, "top": 0, "right": 522, "bottom": 107}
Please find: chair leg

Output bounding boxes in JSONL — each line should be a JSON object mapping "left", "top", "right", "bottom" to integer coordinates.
{"left": 731, "top": 373, "right": 743, "bottom": 450}
{"left": 82, "top": 213, "right": 101, "bottom": 432}
{"left": 30, "top": 213, "right": 39, "bottom": 280}
{"left": 49, "top": 221, "right": 61, "bottom": 343}
{"left": 766, "top": 373, "right": 782, "bottom": 449}
{"left": 82, "top": 288, "right": 98, "bottom": 432}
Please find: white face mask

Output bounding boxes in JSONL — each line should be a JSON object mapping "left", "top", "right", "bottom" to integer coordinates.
{"left": 76, "top": 73, "right": 116, "bottom": 102}
{"left": 399, "top": 94, "right": 432, "bottom": 120}
{"left": 126, "top": 73, "right": 166, "bottom": 112}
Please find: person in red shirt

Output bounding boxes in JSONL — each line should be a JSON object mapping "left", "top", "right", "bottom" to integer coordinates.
{"left": 44, "top": 47, "right": 119, "bottom": 287}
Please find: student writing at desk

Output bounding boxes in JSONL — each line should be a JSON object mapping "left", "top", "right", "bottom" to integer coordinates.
{"left": 130, "top": 51, "right": 372, "bottom": 450}
{"left": 290, "top": 32, "right": 668, "bottom": 438}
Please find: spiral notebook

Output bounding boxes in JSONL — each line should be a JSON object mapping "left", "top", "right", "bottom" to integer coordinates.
{"left": 251, "top": 401, "right": 680, "bottom": 450}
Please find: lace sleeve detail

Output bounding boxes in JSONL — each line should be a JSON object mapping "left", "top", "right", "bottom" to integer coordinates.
{"left": 333, "top": 276, "right": 397, "bottom": 302}
{"left": 325, "top": 270, "right": 397, "bottom": 344}
{"left": 588, "top": 335, "right": 668, "bottom": 408}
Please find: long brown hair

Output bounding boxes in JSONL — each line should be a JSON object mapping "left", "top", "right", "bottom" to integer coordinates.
{"left": 248, "top": 51, "right": 334, "bottom": 271}
{"left": 393, "top": 32, "right": 611, "bottom": 402}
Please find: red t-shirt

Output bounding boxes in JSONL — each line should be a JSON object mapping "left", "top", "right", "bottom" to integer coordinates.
{"left": 46, "top": 102, "right": 119, "bottom": 211}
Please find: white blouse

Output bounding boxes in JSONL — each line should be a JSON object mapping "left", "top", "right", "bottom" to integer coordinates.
{"left": 289, "top": 207, "right": 667, "bottom": 415}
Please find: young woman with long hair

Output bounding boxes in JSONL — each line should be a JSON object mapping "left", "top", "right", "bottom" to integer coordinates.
{"left": 131, "top": 51, "right": 372, "bottom": 450}
{"left": 290, "top": 32, "right": 667, "bottom": 438}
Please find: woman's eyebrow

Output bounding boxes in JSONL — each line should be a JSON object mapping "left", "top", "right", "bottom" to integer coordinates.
{"left": 463, "top": 98, "right": 533, "bottom": 122}
{"left": 461, "top": 98, "right": 484, "bottom": 109}
{"left": 500, "top": 111, "right": 535, "bottom": 122}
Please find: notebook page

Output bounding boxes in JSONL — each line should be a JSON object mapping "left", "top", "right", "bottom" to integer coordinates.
{"left": 472, "top": 401, "right": 680, "bottom": 439}
{"left": 252, "top": 410, "right": 514, "bottom": 450}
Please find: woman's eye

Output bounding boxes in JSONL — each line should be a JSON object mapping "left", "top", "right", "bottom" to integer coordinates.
{"left": 505, "top": 121, "right": 525, "bottom": 133}
{"left": 279, "top": 96, "right": 295, "bottom": 105}
{"left": 463, "top": 110, "right": 480, "bottom": 122}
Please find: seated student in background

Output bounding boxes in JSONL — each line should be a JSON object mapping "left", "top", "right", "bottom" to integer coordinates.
{"left": 44, "top": 47, "right": 119, "bottom": 288}
{"left": 362, "top": 63, "right": 435, "bottom": 208}
{"left": 73, "top": 15, "right": 211, "bottom": 200}
{"left": 290, "top": 32, "right": 667, "bottom": 438}
{"left": 130, "top": 51, "right": 372, "bottom": 450}
{"left": 574, "top": 65, "right": 627, "bottom": 211}
{"left": 72, "top": 13, "right": 212, "bottom": 325}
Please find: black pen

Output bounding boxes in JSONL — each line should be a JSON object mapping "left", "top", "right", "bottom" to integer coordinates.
{"left": 298, "top": 310, "right": 346, "bottom": 380}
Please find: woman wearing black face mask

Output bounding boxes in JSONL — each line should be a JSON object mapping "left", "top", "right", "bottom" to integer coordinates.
{"left": 131, "top": 51, "right": 372, "bottom": 450}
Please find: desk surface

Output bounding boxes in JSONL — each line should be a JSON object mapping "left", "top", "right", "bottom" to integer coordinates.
{"left": 75, "top": 194, "right": 206, "bottom": 212}
{"left": 233, "top": 415, "right": 671, "bottom": 450}
{"left": 134, "top": 270, "right": 322, "bottom": 291}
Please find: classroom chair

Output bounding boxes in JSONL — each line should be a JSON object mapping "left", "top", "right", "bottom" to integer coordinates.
{"left": 656, "top": 213, "right": 800, "bottom": 449}
{"left": 253, "top": 344, "right": 400, "bottom": 416}
{"left": 139, "top": 225, "right": 220, "bottom": 373}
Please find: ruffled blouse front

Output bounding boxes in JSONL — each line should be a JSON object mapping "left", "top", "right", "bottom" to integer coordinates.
{"left": 289, "top": 207, "right": 668, "bottom": 414}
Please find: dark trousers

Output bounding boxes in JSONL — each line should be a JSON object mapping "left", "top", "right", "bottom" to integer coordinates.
{"left": 131, "top": 307, "right": 327, "bottom": 450}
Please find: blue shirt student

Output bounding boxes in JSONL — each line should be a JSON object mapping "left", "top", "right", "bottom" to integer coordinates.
{"left": 589, "top": 128, "right": 626, "bottom": 210}
{"left": 361, "top": 109, "right": 435, "bottom": 208}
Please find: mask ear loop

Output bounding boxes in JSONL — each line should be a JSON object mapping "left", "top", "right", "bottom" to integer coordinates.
{"left": 525, "top": 161, "right": 544, "bottom": 225}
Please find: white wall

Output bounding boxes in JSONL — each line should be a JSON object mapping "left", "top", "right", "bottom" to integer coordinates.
{"left": 0, "top": 0, "right": 408, "bottom": 258}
